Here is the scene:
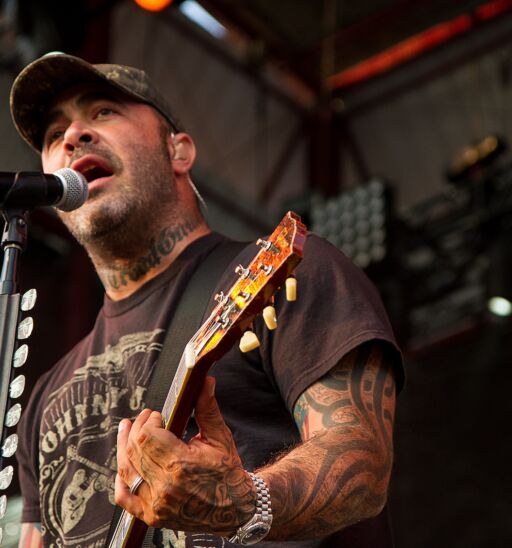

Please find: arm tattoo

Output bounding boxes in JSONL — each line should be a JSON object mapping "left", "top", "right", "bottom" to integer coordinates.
{"left": 266, "top": 341, "right": 396, "bottom": 539}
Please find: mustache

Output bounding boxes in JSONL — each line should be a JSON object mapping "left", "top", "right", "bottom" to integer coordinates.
{"left": 68, "top": 143, "right": 122, "bottom": 172}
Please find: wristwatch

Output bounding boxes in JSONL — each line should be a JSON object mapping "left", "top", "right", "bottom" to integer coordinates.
{"left": 229, "top": 472, "right": 272, "bottom": 545}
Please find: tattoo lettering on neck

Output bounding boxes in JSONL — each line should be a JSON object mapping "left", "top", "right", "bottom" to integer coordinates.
{"left": 106, "top": 215, "right": 202, "bottom": 290}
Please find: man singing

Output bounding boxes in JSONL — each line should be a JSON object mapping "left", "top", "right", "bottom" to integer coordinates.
{"left": 10, "top": 52, "right": 403, "bottom": 547}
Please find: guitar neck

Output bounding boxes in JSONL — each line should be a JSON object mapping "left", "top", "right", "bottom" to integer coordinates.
{"left": 108, "top": 211, "right": 306, "bottom": 548}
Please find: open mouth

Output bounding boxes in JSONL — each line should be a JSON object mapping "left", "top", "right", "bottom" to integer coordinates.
{"left": 80, "top": 164, "right": 113, "bottom": 183}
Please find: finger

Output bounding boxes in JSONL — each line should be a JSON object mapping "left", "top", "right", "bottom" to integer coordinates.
{"left": 114, "top": 472, "right": 145, "bottom": 520}
{"left": 129, "top": 408, "right": 153, "bottom": 440}
{"left": 127, "top": 411, "right": 183, "bottom": 471}
{"left": 117, "top": 419, "right": 142, "bottom": 484}
{"left": 117, "top": 419, "right": 133, "bottom": 472}
{"left": 126, "top": 409, "right": 155, "bottom": 463}
{"left": 135, "top": 411, "right": 165, "bottom": 445}
{"left": 194, "top": 377, "right": 232, "bottom": 445}
{"left": 117, "top": 418, "right": 132, "bottom": 447}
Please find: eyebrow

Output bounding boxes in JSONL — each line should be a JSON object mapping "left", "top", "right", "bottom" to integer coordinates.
{"left": 43, "top": 90, "right": 127, "bottom": 132}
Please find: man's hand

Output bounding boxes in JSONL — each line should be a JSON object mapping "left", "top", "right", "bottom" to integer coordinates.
{"left": 115, "top": 341, "right": 396, "bottom": 541}
{"left": 115, "top": 377, "right": 255, "bottom": 535}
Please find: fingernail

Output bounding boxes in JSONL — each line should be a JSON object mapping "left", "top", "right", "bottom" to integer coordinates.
{"left": 209, "top": 377, "right": 216, "bottom": 396}
{"left": 117, "top": 421, "right": 127, "bottom": 437}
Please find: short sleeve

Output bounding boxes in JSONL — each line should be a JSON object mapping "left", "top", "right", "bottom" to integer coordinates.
{"left": 267, "top": 233, "right": 403, "bottom": 411}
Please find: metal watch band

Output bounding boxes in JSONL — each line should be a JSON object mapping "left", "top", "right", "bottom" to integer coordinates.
{"left": 229, "top": 472, "right": 273, "bottom": 545}
{"left": 250, "top": 472, "right": 272, "bottom": 525}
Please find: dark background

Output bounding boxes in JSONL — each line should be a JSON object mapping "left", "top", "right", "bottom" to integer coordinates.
{"left": 1, "top": 1, "right": 512, "bottom": 546}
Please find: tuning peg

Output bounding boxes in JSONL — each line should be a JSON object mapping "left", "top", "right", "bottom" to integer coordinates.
{"left": 285, "top": 277, "right": 297, "bottom": 301}
{"left": 263, "top": 306, "right": 277, "bottom": 330}
{"left": 258, "top": 263, "right": 273, "bottom": 275}
{"left": 256, "top": 238, "right": 279, "bottom": 253}
{"left": 214, "top": 291, "right": 226, "bottom": 304}
{"left": 239, "top": 330, "right": 260, "bottom": 353}
{"left": 235, "top": 265, "right": 249, "bottom": 278}
{"left": 21, "top": 288, "right": 37, "bottom": 311}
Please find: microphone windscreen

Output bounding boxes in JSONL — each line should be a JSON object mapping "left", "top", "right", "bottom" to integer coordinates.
{"left": 53, "top": 168, "right": 88, "bottom": 211}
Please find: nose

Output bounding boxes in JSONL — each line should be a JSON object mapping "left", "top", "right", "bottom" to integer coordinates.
{"left": 63, "top": 121, "right": 99, "bottom": 155}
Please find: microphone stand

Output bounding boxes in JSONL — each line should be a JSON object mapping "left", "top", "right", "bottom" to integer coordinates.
{"left": 0, "top": 207, "right": 29, "bottom": 493}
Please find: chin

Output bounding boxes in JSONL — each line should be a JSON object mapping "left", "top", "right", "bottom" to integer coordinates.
{"left": 60, "top": 197, "right": 132, "bottom": 245}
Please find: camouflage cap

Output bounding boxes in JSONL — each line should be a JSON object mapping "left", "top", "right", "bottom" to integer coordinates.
{"left": 10, "top": 52, "right": 182, "bottom": 152}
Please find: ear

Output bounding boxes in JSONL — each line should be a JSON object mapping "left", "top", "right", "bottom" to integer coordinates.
{"left": 169, "top": 133, "right": 196, "bottom": 175}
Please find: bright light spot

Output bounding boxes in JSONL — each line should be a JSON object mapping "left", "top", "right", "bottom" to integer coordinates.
{"left": 134, "top": 0, "right": 173, "bottom": 12}
{"left": 179, "top": 0, "right": 227, "bottom": 38}
{"left": 488, "top": 296, "right": 512, "bottom": 317}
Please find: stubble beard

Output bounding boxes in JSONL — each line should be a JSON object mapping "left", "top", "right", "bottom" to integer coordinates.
{"left": 59, "top": 137, "right": 180, "bottom": 261}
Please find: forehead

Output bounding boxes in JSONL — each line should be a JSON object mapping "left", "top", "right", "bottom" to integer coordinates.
{"left": 39, "top": 82, "right": 170, "bottom": 151}
{"left": 44, "top": 83, "right": 133, "bottom": 120}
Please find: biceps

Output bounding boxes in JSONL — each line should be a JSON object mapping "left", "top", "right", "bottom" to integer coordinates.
{"left": 293, "top": 342, "right": 396, "bottom": 441}
{"left": 19, "top": 523, "right": 42, "bottom": 548}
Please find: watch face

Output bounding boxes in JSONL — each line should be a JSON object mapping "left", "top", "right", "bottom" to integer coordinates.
{"left": 240, "top": 523, "right": 271, "bottom": 544}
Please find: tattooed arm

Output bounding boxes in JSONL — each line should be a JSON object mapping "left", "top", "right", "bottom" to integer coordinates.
{"left": 18, "top": 523, "right": 43, "bottom": 548}
{"left": 261, "top": 340, "right": 396, "bottom": 539}
{"left": 115, "top": 341, "right": 395, "bottom": 539}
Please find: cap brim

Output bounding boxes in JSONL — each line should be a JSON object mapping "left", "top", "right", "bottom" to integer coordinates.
{"left": 11, "top": 53, "right": 127, "bottom": 151}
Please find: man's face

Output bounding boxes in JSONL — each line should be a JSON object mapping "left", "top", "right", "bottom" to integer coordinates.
{"left": 40, "top": 83, "right": 178, "bottom": 255}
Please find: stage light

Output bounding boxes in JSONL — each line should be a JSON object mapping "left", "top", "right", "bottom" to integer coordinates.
{"left": 486, "top": 238, "right": 512, "bottom": 319}
{"left": 179, "top": 1, "right": 227, "bottom": 38}
{"left": 134, "top": 0, "right": 173, "bottom": 12}
{"left": 310, "top": 178, "right": 393, "bottom": 269}
{"left": 446, "top": 134, "right": 505, "bottom": 183}
{"left": 487, "top": 296, "right": 512, "bottom": 317}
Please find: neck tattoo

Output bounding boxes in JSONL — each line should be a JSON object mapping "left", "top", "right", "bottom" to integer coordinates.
{"left": 105, "top": 215, "right": 202, "bottom": 290}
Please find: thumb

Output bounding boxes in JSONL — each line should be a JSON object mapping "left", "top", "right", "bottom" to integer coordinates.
{"left": 194, "top": 377, "right": 230, "bottom": 444}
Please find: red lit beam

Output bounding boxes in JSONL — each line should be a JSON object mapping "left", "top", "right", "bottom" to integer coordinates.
{"left": 328, "top": 0, "right": 512, "bottom": 90}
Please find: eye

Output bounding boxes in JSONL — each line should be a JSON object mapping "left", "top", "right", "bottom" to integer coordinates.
{"left": 44, "top": 128, "right": 65, "bottom": 147}
{"left": 95, "top": 107, "right": 116, "bottom": 118}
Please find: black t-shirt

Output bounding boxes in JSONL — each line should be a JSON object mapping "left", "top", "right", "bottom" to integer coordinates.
{"left": 16, "top": 232, "right": 403, "bottom": 547}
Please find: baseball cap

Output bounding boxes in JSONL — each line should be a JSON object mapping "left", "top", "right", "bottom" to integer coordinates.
{"left": 10, "top": 52, "right": 183, "bottom": 151}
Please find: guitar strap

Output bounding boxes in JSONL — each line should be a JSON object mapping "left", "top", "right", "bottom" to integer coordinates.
{"left": 106, "top": 237, "right": 247, "bottom": 547}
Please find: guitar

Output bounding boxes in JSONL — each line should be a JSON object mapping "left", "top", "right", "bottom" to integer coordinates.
{"left": 109, "top": 211, "right": 307, "bottom": 548}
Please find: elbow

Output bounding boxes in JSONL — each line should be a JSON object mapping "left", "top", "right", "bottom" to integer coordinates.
{"left": 357, "top": 448, "right": 394, "bottom": 522}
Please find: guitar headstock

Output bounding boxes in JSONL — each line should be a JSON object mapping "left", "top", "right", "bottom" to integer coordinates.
{"left": 189, "top": 211, "right": 306, "bottom": 365}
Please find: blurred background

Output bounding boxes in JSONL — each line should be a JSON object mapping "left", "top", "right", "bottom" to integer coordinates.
{"left": 0, "top": 0, "right": 511, "bottom": 546}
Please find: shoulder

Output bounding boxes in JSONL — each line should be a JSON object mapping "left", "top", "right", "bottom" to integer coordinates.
{"left": 294, "top": 233, "right": 385, "bottom": 308}
{"left": 301, "top": 232, "right": 372, "bottom": 276}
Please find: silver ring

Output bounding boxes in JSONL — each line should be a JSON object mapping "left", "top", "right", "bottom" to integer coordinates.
{"left": 129, "top": 474, "right": 144, "bottom": 494}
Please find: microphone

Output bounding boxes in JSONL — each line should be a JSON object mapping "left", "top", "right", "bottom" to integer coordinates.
{"left": 0, "top": 168, "right": 88, "bottom": 212}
